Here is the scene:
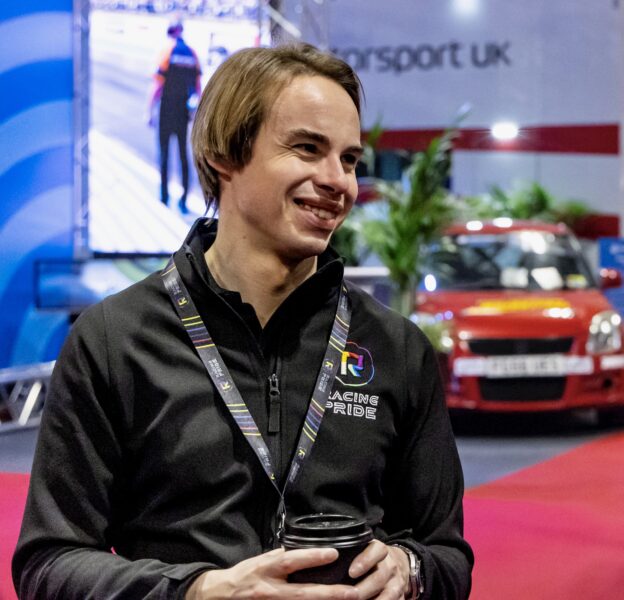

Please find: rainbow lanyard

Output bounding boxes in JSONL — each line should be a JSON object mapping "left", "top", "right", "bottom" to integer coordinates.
{"left": 161, "top": 256, "right": 352, "bottom": 531}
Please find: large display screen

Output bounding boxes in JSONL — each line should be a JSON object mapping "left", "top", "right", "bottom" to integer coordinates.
{"left": 88, "top": 1, "right": 263, "bottom": 255}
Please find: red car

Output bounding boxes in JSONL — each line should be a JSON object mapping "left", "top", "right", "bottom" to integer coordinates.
{"left": 416, "top": 219, "right": 624, "bottom": 417}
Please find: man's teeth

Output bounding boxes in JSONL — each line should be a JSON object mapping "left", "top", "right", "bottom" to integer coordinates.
{"left": 300, "top": 203, "right": 336, "bottom": 220}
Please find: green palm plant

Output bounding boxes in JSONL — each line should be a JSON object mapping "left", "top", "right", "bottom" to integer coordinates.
{"left": 330, "top": 120, "right": 384, "bottom": 266}
{"left": 548, "top": 199, "right": 591, "bottom": 227}
{"left": 360, "top": 128, "right": 458, "bottom": 316}
{"left": 329, "top": 206, "right": 366, "bottom": 266}
{"left": 460, "top": 182, "right": 590, "bottom": 225}
{"left": 361, "top": 119, "right": 384, "bottom": 176}
{"left": 505, "top": 182, "right": 554, "bottom": 219}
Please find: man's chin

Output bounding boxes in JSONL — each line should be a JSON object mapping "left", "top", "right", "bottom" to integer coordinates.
{"left": 284, "top": 233, "right": 332, "bottom": 261}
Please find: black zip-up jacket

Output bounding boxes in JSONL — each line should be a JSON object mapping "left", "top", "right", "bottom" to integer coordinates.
{"left": 13, "top": 219, "right": 473, "bottom": 599}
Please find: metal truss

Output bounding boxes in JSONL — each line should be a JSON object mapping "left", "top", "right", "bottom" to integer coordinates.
{"left": 73, "top": 0, "right": 90, "bottom": 258}
{"left": 0, "top": 363, "right": 55, "bottom": 433}
{"left": 264, "top": 0, "right": 330, "bottom": 49}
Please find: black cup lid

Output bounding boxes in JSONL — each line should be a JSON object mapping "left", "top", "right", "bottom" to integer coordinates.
{"left": 282, "top": 513, "right": 373, "bottom": 547}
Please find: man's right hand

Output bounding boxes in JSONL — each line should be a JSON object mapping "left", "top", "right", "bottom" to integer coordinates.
{"left": 185, "top": 547, "right": 360, "bottom": 600}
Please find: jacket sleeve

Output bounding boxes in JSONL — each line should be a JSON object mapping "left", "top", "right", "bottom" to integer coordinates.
{"left": 382, "top": 325, "right": 473, "bottom": 600}
{"left": 11, "top": 304, "right": 214, "bottom": 599}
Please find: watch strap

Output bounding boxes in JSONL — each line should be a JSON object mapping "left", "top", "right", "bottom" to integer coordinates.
{"left": 392, "top": 544, "right": 424, "bottom": 599}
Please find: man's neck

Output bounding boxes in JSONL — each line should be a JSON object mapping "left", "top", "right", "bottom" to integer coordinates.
{"left": 205, "top": 237, "right": 318, "bottom": 328}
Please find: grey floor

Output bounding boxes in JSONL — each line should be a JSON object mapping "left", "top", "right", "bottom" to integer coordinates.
{"left": 452, "top": 411, "right": 608, "bottom": 488}
{"left": 0, "top": 427, "right": 38, "bottom": 474}
{"left": 1, "top": 411, "right": 619, "bottom": 489}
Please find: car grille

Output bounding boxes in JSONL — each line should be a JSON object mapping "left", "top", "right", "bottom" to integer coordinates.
{"left": 467, "top": 337, "right": 573, "bottom": 401}
{"left": 479, "top": 377, "right": 567, "bottom": 401}
{"left": 468, "top": 337, "right": 574, "bottom": 356}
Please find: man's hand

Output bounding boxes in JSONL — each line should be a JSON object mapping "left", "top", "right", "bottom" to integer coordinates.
{"left": 185, "top": 547, "right": 360, "bottom": 600}
{"left": 349, "top": 541, "right": 410, "bottom": 600}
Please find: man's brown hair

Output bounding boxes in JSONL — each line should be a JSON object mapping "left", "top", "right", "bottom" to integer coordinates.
{"left": 191, "top": 43, "right": 362, "bottom": 211}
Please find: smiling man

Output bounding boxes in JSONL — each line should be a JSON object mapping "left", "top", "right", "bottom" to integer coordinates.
{"left": 13, "top": 45, "right": 472, "bottom": 600}
{"left": 200, "top": 72, "right": 362, "bottom": 327}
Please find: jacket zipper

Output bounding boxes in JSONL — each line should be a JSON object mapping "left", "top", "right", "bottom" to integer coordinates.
{"left": 185, "top": 248, "right": 287, "bottom": 548}
{"left": 268, "top": 373, "right": 281, "bottom": 434}
{"left": 267, "top": 372, "right": 282, "bottom": 549}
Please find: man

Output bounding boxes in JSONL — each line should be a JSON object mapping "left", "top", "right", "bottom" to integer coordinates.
{"left": 13, "top": 44, "right": 473, "bottom": 599}
{"left": 149, "top": 21, "right": 202, "bottom": 213}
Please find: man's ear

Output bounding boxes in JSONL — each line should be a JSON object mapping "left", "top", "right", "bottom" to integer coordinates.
{"left": 208, "top": 158, "right": 233, "bottom": 182}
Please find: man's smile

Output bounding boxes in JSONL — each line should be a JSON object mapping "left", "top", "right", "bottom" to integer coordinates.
{"left": 294, "top": 197, "right": 342, "bottom": 221}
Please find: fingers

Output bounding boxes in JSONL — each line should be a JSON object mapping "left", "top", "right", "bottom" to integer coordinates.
{"left": 287, "top": 583, "right": 360, "bottom": 600}
{"left": 368, "top": 579, "right": 406, "bottom": 600}
{"left": 349, "top": 540, "right": 388, "bottom": 579}
{"left": 192, "top": 545, "right": 406, "bottom": 600}
{"left": 272, "top": 547, "right": 340, "bottom": 576}
{"left": 188, "top": 556, "right": 360, "bottom": 600}
{"left": 237, "top": 549, "right": 359, "bottom": 600}
{"left": 351, "top": 542, "right": 407, "bottom": 600}
{"left": 271, "top": 549, "right": 364, "bottom": 599}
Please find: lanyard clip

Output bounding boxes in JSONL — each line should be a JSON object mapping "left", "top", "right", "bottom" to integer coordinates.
{"left": 276, "top": 498, "right": 286, "bottom": 545}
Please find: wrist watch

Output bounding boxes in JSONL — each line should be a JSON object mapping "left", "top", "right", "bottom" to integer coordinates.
{"left": 392, "top": 544, "right": 424, "bottom": 599}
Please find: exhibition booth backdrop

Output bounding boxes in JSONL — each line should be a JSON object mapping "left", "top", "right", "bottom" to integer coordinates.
{"left": 0, "top": 0, "right": 75, "bottom": 368}
{"left": 2, "top": 0, "right": 624, "bottom": 368}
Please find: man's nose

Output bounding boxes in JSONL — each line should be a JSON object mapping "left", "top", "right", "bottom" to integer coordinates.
{"left": 315, "top": 155, "right": 349, "bottom": 195}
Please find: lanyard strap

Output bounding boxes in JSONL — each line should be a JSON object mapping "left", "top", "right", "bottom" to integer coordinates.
{"left": 161, "top": 256, "right": 351, "bottom": 495}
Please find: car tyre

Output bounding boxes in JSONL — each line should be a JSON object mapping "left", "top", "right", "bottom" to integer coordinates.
{"left": 597, "top": 406, "right": 624, "bottom": 428}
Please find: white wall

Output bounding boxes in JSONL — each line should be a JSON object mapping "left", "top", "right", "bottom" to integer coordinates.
{"left": 319, "top": 0, "right": 624, "bottom": 230}
{"left": 453, "top": 152, "right": 621, "bottom": 214}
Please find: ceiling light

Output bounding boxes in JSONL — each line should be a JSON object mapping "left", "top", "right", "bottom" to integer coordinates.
{"left": 453, "top": 0, "right": 479, "bottom": 16}
{"left": 491, "top": 121, "right": 519, "bottom": 141}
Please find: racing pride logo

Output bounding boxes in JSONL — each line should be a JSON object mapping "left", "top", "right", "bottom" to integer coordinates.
{"left": 336, "top": 341, "right": 374, "bottom": 387}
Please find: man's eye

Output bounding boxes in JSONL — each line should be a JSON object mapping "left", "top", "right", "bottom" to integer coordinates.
{"left": 295, "top": 143, "right": 318, "bottom": 154}
{"left": 342, "top": 154, "right": 359, "bottom": 166}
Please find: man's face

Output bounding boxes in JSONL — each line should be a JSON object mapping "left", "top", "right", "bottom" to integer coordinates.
{"left": 219, "top": 75, "right": 362, "bottom": 262}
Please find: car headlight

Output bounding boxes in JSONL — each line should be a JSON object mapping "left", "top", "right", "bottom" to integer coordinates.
{"left": 412, "top": 312, "right": 455, "bottom": 353}
{"left": 586, "top": 310, "right": 622, "bottom": 354}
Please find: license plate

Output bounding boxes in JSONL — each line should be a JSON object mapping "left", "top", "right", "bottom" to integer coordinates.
{"left": 453, "top": 354, "right": 594, "bottom": 378}
{"left": 485, "top": 355, "right": 564, "bottom": 378}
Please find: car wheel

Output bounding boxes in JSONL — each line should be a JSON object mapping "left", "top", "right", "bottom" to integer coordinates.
{"left": 597, "top": 406, "right": 624, "bottom": 428}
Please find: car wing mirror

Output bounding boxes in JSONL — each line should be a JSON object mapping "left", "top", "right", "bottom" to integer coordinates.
{"left": 599, "top": 267, "right": 623, "bottom": 289}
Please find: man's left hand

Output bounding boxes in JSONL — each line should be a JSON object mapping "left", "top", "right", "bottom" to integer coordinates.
{"left": 349, "top": 540, "right": 409, "bottom": 599}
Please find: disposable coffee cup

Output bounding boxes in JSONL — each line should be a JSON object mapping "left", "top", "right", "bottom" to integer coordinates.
{"left": 281, "top": 513, "right": 373, "bottom": 585}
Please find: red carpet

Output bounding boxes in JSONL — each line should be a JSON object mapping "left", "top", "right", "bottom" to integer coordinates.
{"left": 0, "top": 473, "right": 28, "bottom": 600}
{"left": 465, "top": 432, "right": 624, "bottom": 599}
{"left": 2, "top": 435, "right": 624, "bottom": 599}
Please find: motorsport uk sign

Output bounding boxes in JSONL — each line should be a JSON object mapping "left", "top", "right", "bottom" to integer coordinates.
{"left": 332, "top": 41, "right": 511, "bottom": 74}
{"left": 323, "top": 0, "right": 618, "bottom": 129}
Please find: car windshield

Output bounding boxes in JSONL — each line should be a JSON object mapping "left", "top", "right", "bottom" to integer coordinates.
{"left": 422, "top": 230, "right": 596, "bottom": 291}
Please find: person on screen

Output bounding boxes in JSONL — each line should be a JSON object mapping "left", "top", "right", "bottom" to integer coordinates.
{"left": 13, "top": 44, "right": 473, "bottom": 599}
{"left": 148, "top": 21, "right": 201, "bottom": 214}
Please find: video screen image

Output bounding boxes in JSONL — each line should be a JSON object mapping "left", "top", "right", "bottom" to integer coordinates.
{"left": 89, "top": 1, "right": 262, "bottom": 254}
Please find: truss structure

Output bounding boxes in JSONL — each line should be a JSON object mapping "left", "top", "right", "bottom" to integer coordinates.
{"left": 0, "top": 363, "right": 55, "bottom": 433}
{"left": 264, "top": 0, "right": 330, "bottom": 49}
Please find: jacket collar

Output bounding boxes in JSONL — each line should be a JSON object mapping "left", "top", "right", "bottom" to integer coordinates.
{"left": 174, "top": 218, "right": 345, "bottom": 318}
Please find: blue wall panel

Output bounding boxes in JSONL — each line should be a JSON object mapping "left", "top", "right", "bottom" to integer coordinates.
{"left": 0, "top": 1, "right": 74, "bottom": 367}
